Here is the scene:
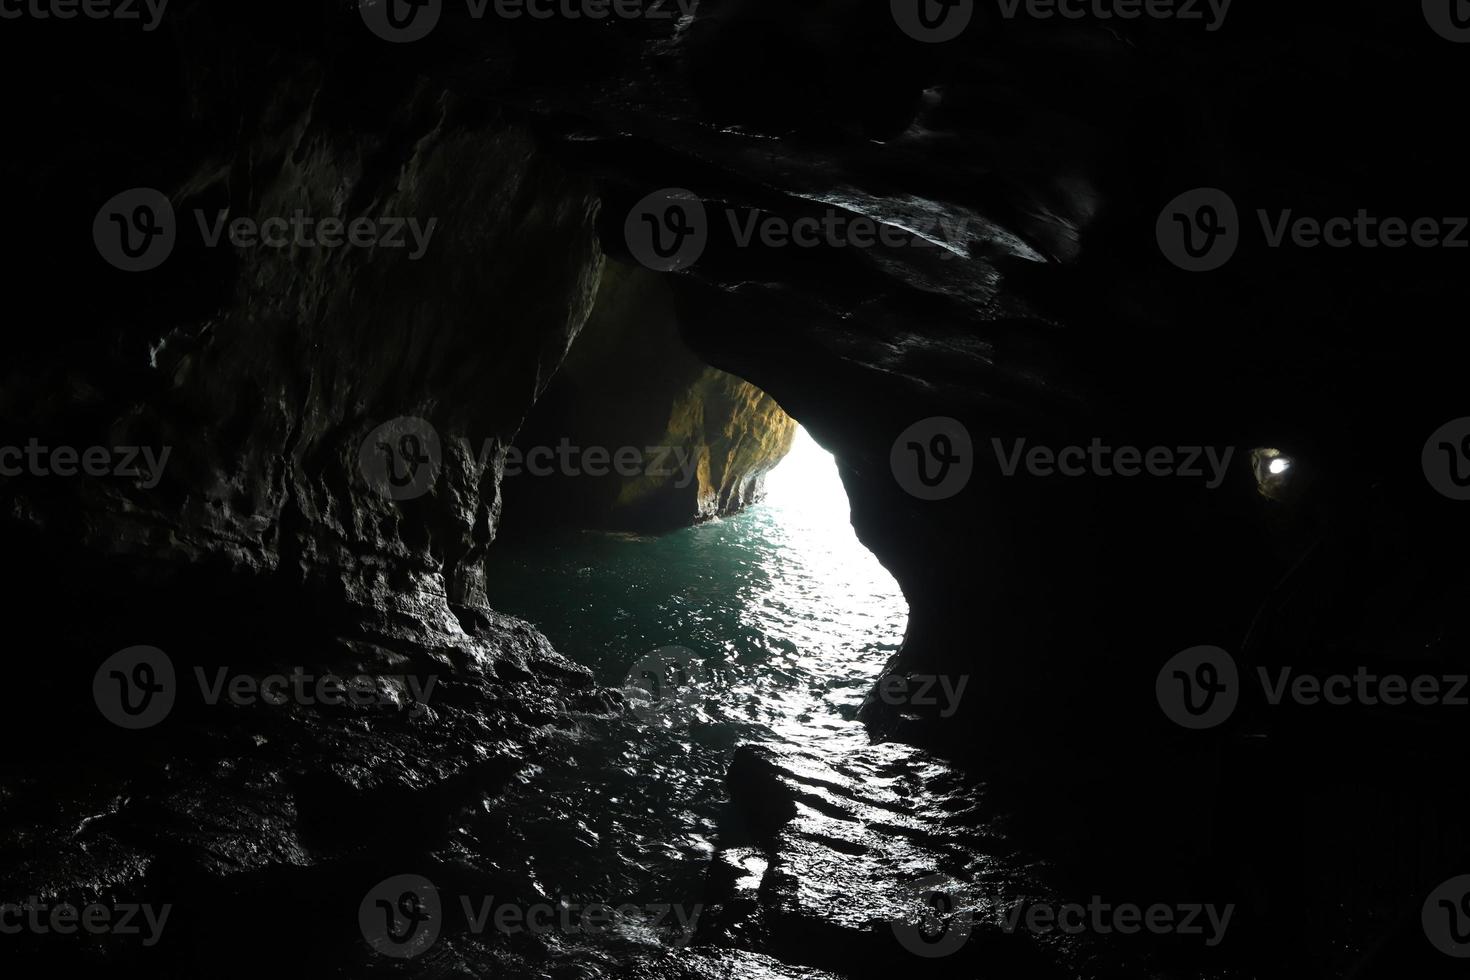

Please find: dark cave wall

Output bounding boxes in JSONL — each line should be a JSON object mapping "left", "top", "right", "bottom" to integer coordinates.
{"left": 1, "top": 28, "right": 624, "bottom": 963}
{"left": 7, "top": 66, "right": 610, "bottom": 631}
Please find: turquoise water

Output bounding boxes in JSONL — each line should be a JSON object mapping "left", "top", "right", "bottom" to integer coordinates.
{"left": 475, "top": 429, "right": 908, "bottom": 902}
{"left": 484, "top": 426, "right": 909, "bottom": 727}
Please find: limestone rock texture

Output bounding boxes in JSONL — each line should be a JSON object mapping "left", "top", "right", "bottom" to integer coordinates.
{"left": 503, "top": 260, "right": 796, "bottom": 532}
{"left": 2, "top": 31, "right": 618, "bottom": 977}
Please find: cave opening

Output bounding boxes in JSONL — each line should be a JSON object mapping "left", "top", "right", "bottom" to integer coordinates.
{"left": 485, "top": 257, "right": 910, "bottom": 716}
{"left": 483, "top": 417, "right": 909, "bottom": 717}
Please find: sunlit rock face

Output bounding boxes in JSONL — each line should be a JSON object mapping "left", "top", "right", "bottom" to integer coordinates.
{"left": 502, "top": 261, "right": 796, "bottom": 532}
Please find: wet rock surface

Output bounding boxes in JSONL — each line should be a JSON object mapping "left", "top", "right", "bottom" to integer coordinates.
{"left": 711, "top": 743, "right": 1243, "bottom": 979}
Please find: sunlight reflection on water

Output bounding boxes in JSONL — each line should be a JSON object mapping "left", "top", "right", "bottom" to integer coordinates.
{"left": 474, "top": 425, "right": 914, "bottom": 956}
{"left": 720, "top": 425, "right": 908, "bottom": 742}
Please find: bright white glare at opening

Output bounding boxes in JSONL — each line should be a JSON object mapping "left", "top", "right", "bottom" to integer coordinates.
{"left": 741, "top": 423, "right": 907, "bottom": 724}
{"left": 1268, "top": 458, "right": 1292, "bottom": 475}
{"left": 761, "top": 425, "right": 851, "bottom": 519}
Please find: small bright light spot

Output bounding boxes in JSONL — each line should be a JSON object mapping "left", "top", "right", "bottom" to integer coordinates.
{"left": 1251, "top": 447, "right": 1295, "bottom": 500}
